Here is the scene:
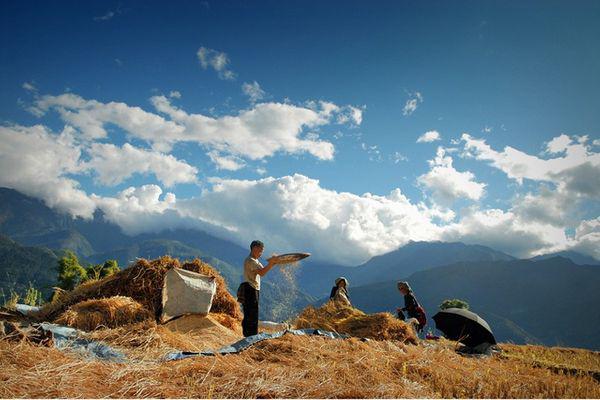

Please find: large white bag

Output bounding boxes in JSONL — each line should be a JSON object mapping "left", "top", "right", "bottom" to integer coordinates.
{"left": 161, "top": 267, "right": 217, "bottom": 323}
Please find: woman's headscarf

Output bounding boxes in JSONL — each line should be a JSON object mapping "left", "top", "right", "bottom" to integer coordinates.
{"left": 335, "top": 277, "right": 349, "bottom": 287}
{"left": 397, "top": 281, "right": 412, "bottom": 292}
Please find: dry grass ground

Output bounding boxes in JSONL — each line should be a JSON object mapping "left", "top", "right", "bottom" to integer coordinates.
{"left": 1, "top": 331, "right": 599, "bottom": 398}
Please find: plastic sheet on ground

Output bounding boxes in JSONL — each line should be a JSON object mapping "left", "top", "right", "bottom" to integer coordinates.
{"left": 165, "top": 328, "right": 350, "bottom": 360}
{"left": 39, "top": 322, "right": 126, "bottom": 362}
{"left": 14, "top": 303, "right": 40, "bottom": 315}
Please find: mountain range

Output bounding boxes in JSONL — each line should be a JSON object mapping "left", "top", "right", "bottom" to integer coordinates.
{"left": 1, "top": 187, "right": 599, "bottom": 349}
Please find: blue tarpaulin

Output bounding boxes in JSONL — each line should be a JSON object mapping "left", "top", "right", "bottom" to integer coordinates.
{"left": 165, "top": 328, "right": 351, "bottom": 361}
{"left": 39, "top": 323, "right": 126, "bottom": 362}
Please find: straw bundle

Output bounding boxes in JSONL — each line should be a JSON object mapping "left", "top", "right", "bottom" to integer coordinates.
{"left": 181, "top": 259, "right": 242, "bottom": 320}
{"left": 35, "top": 256, "right": 241, "bottom": 323}
{"left": 294, "top": 301, "right": 418, "bottom": 343}
{"left": 55, "top": 296, "right": 152, "bottom": 331}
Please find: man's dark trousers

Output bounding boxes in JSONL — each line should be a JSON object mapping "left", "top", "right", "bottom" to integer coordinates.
{"left": 242, "top": 283, "right": 259, "bottom": 337}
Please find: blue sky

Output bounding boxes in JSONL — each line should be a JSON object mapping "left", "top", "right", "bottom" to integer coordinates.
{"left": 1, "top": 1, "right": 599, "bottom": 264}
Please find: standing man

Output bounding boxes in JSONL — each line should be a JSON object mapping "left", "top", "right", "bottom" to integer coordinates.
{"left": 240, "top": 240, "right": 276, "bottom": 337}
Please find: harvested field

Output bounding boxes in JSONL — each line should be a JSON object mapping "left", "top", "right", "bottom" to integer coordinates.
{"left": 1, "top": 333, "right": 599, "bottom": 398}
{"left": 294, "top": 301, "right": 418, "bottom": 343}
{"left": 34, "top": 256, "right": 241, "bottom": 323}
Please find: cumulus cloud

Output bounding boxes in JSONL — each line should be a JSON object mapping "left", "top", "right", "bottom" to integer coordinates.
{"left": 0, "top": 125, "right": 95, "bottom": 218}
{"left": 197, "top": 46, "right": 236, "bottom": 80}
{"left": 418, "top": 147, "right": 486, "bottom": 206}
{"left": 568, "top": 218, "right": 600, "bottom": 260}
{"left": 242, "top": 81, "right": 265, "bottom": 103}
{"left": 150, "top": 95, "right": 340, "bottom": 160}
{"left": 169, "top": 91, "right": 181, "bottom": 99}
{"left": 86, "top": 143, "right": 199, "bottom": 187}
{"left": 441, "top": 207, "right": 569, "bottom": 258}
{"left": 33, "top": 92, "right": 362, "bottom": 165}
{"left": 402, "top": 91, "right": 423, "bottom": 116}
{"left": 461, "top": 133, "right": 599, "bottom": 189}
{"left": 173, "top": 174, "right": 442, "bottom": 265}
{"left": 207, "top": 151, "right": 246, "bottom": 171}
{"left": 417, "top": 130, "right": 441, "bottom": 143}
{"left": 92, "top": 185, "right": 187, "bottom": 235}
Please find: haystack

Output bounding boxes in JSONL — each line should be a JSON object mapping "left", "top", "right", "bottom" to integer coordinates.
{"left": 294, "top": 301, "right": 417, "bottom": 344}
{"left": 55, "top": 296, "right": 152, "bottom": 331}
{"left": 35, "top": 256, "right": 241, "bottom": 324}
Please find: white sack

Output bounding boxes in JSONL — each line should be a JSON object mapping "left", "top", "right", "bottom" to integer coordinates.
{"left": 161, "top": 267, "right": 216, "bottom": 323}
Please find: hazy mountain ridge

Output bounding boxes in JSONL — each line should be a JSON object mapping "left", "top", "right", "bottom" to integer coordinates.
{"left": 344, "top": 257, "right": 600, "bottom": 349}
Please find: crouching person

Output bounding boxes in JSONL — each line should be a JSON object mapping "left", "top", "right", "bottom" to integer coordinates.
{"left": 329, "top": 277, "right": 351, "bottom": 307}
{"left": 239, "top": 240, "right": 275, "bottom": 337}
{"left": 396, "top": 281, "right": 427, "bottom": 334}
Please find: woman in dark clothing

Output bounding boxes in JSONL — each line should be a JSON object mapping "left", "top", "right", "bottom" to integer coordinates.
{"left": 396, "top": 281, "right": 426, "bottom": 333}
{"left": 329, "top": 277, "right": 351, "bottom": 306}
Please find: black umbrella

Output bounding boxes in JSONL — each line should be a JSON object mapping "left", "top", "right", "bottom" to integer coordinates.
{"left": 432, "top": 308, "right": 496, "bottom": 348}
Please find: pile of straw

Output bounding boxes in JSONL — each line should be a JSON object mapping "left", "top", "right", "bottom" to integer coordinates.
{"left": 294, "top": 301, "right": 417, "bottom": 343}
{"left": 35, "top": 256, "right": 241, "bottom": 324}
{"left": 55, "top": 296, "right": 152, "bottom": 331}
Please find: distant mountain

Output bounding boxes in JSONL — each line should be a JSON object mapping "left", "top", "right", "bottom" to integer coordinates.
{"left": 19, "top": 229, "right": 95, "bottom": 257}
{"left": 345, "top": 256, "right": 600, "bottom": 350}
{"left": 296, "top": 241, "right": 515, "bottom": 297}
{"left": 0, "top": 235, "right": 60, "bottom": 300}
{"left": 531, "top": 251, "right": 600, "bottom": 266}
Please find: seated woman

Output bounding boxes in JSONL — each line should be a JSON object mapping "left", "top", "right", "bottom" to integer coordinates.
{"left": 396, "top": 281, "right": 426, "bottom": 333}
{"left": 329, "top": 277, "right": 351, "bottom": 307}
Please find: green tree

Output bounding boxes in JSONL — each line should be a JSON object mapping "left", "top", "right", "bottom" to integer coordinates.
{"left": 57, "top": 251, "right": 87, "bottom": 290}
{"left": 24, "top": 283, "right": 43, "bottom": 306}
{"left": 439, "top": 298, "right": 469, "bottom": 310}
{"left": 85, "top": 259, "right": 120, "bottom": 281}
{"left": 100, "top": 259, "right": 120, "bottom": 278}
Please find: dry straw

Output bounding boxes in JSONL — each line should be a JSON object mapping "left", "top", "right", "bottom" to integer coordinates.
{"left": 294, "top": 301, "right": 418, "bottom": 343}
{"left": 35, "top": 256, "right": 241, "bottom": 324}
{"left": 55, "top": 296, "right": 152, "bottom": 331}
{"left": 2, "top": 333, "right": 599, "bottom": 398}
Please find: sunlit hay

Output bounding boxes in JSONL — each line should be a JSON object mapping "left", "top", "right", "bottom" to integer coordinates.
{"left": 500, "top": 343, "right": 600, "bottom": 376}
{"left": 2, "top": 334, "right": 600, "bottom": 398}
{"left": 294, "top": 301, "right": 418, "bottom": 343}
{"left": 181, "top": 259, "right": 242, "bottom": 320}
{"left": 210, "top": 312, "right": 242, "bottom": 334}
{"left": 35, "top": 256, "right": 242, "bottom": 323}
{"left": 55, "top": 296, "right": 153, "bottom": 331}
{"left": 35, "top": 256, "right": 181, "bottom": 323}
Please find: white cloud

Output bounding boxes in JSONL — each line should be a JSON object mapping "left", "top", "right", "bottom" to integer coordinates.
{"left": 402, "top": 91, "right": 423, "bottom": 116}
{"left": 568, "top": 218, "right": 600, "bottom": 260}
{"left": 173, "top": 174, "right": 442, "bottom": 265}
{"left": 461, "top": 133, "right": 600, "bottom": 194}
{"left": 242, "top": 81, "right": 265, "bottom": 103}
{"left": 441, "top": 207, "right": 568, "bottom": 258}
{"left": 391, "top": 151, "right": 408, "bottom": 164}
{"left": 416, "top": 130, "right": 441, "bottom": 143}
{"left": 0, "top": 125, "right": 95, "bottom": 218}
{"left": 92, "top": 185, "right": 187, "bottom": 235}
{"left": 86, "top": 143, "right": 199, "bottom": 187}
{"left": 197, "top": 47, "right": 236, "bottom": 80}
{"left": 22, "top": 82, "right": 37, "bottom": 92}
{"left": 169, "top": 91, "right": 181, "bottom": 99}
{"left": 418, "top": 147, "right": 486, "bottom": 206}
{"left": 207, "top": 151, "right": 246, "bottom": 171}
{"left": 150, "top": 95, "right": 340, "bottom": 160}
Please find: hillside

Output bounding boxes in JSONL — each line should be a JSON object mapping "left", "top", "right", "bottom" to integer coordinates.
{"left": 0, "top": 235, "right": 59, "bottom": 299}
{"left": 296, "top": 241, "right": 515, "bottom": 297}
{"left": 531, "top": 250, "right": 600, "bottom": 266}
{"left": 346, "top": 257, "right": 600, "bottom": 349}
